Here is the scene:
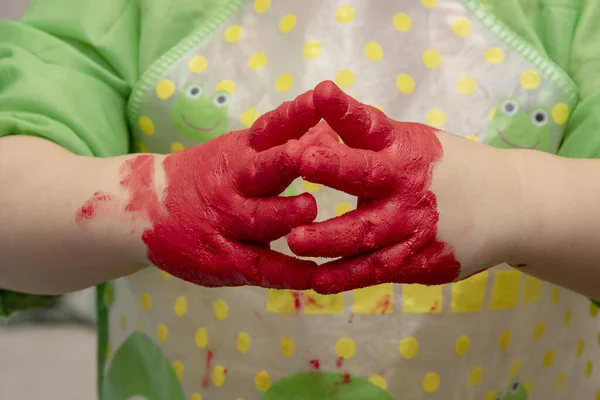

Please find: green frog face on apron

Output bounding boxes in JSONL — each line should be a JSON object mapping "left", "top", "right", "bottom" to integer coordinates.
{"left": 99, "top": 1, "right": 599, "bottom": 399}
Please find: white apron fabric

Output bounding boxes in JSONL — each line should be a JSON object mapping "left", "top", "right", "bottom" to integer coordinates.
{"left": 103, "top": 1, "right": 600, "bottom": 399}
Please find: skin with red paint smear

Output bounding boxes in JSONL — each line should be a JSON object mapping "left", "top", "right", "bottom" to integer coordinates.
{"left": 201, "top": 350, "right": 213, "bottom": 388}
{"left": 78, "top": 90, "right": 326, "bottom": 290}
{"left": 288, "top": 81, "right": 460, "bottom": 293}
{"left": 75, "top": 192, "right": 116, "bottom": 224}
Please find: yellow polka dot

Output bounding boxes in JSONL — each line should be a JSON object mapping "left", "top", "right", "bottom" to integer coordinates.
{"left": 422, "top": 50, "right": 442, "bottom": 69}
{"left": 275, "top": 73, "right": 294, "bottom": 92}
{"left": 509, "top": 360, "right": 521, "bottom": 377}
{"left": 254, "top": 0, "right": 270, "bottom": 13}
{"left": 592, "top": 303, "right": 599, "bottom": 317}
{"left": 534, "top": 322, "right": 546, "bottom": 339}
{"left": 188, "top": 56, "right": 208, "bottom": 73}
{"left": 195, "top": 328, "right": 209, "bottom": 348}
{"left": 174, "top": 296, "right": 188, "bottom": 317}
{"left": 212, "top": 365, "right": 226, "bottom": 387}
{"left": 336, "top": 337, "right": 356, "bottom": 359}
{"left": 396, "top": 74, "right": 415, "bottom": 94}
{"left": 499, "top": 330, "right": 512, "bottom": 349}
{"left": 301, "top": 179, "right": 321, "bottom": 193}
{"left": 190, "top": 394, "right": 202, "bottom": 400}
{"left": 456, "top": 335, "right": 470, "bottom": 356}
{"left": 280, "top": 337, "right": 295, "bottom": 358}
{"left": 139, "top": 116, "right": 155, "bottom": 135}
{"left": 335, "top": 69, "right": 355, "bottom": 89}
{"left": 552, "top": 287, "right": 560, "bottom": 304}
{"left": 140, "top": 293, "right": 152, "bottom": 311}
{"left": 465, "top": 135, "right": 480, "bottom": 142}
{"left": 303, "top": 41, "right": 323, "bottom": 60}
{"left": 335, "top": 202, "right": 354, "bottom": 217}
{"left": 543, "top": 350, "right": 556, "bottom": 367}
{"left": 586, "top": 361, "right": 594, "bottom": 378}
{"left": 372, "top": 105, "right": 384, "bottom": 112}
{"left": 214, "top": 299, "right": 229, "bottom": 321}
{"left": 216, "top": 80, "right": 236, "bottom": 94}
{"left": 520, "top": 70, "right": 541, "bottom": 90}
{"left": 576, "top": 339, "right": 585, "bottom": 356}
{"left": 393, "top": 13, "right": 412, "bottom": 32}
{"left": 241, "top": 108, "right": 261, "bottom": 128}
{"left": 172, "top": 360, "right": 184, "bottom": 380}
{"left": 255, "top": 370, "right": 271, "bottom": 392}
{"left": 364, "top": 42, "right": 383, "bottom": 61}
{"left": 555, "top": 372, "right": 566, "bottom": 389}
{"left": 551, "top": 103, "right": 569, "bottom": 125}
{"left": 422, "top": 372, "right": 440, "bottom": 393}
{"left": 456, "top": 76, "right": 477, "bottom": 95}
{"left": 452, "top": 18, "right": 472, "bottom": 37}
{"left": 421, "top": 0, "right": 438, "bottom": 7}
{"left": 368, "top": 375, "right": 387, "bottom": 390}
{"left": 469, "top": 366, "right": 483, "bottom": 386}
{"left": 248, "top": 52, "right": 268, "bottom": 70}
{"left": 279, "top": 14, "right": 296, "bottom": 33}
{"left": 399, "top": 337, "right": 419, "bottom": 359}
{"left": 236, "top": 332, "right": 251, "bottom": 353}
{"left": 156, "top": 80, "right": 176, "bottom": 100}
{"left": 484, "top": 48, "right": 505, "bottom": 64}
{"left": 161, "top": 271, "right": 172, "bottom": 280}
{"left": 135, "top": 142, "right": 148, "bottom": 153}
{"left": 426, "top": 109, "right": 446, "bottom": 128}
{"left": 564, "top": 310, "right": 572, "bottom": 326}
{"left": 524, "top": 381, "right": 533, "bottom": 393}
{"left": 120, "top": 314, "right": 127, "bottom": 331}
{"left": 224, "top": 25, "right": 243, "bottom": 43}
{"left": 157, "top": 323, "right": 168, "bottom": 343}
{"left": 596, "top": 389, "right": 600, "bottom": 400}
{"left": 484, "top": 392, "right": 497, "bottom": 400}
{"left": 335, "top": 5, "right": 355, "bottom": 23}
{"left": 489, "top": 107, "right": 497, "bottom": 121}
{"left": 171, "top": 142, "right": 185, "bottom": 153}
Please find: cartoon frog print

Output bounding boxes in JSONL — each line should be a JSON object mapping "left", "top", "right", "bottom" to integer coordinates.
{"left": 487, "top": 98, "right": 551, "bottom": 152}
{"left": 493, "top": 376, "right": 529, "bottom": 400}
{"left": 172, "top": 83, "right": 230, "bottom": 142}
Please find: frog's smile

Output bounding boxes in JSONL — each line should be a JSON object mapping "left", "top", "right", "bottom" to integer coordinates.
{"left": 497, "top": 129, "right": 539, "bottom": 149}
{"left": 182, "top": 114, "right": 220, "bottom": 132}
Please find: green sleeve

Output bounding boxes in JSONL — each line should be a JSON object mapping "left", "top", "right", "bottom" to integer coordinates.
{"left": 0, "top": 0, "right": 139, "bottom": 317}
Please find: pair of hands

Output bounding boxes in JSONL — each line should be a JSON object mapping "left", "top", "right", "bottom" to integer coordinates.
{"left": 143, "top": 81, "right": 523, "bottom": 294}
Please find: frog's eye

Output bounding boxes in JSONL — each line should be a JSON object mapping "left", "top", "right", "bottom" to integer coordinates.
{"left": 502, "top": 99, "right": 519, "bottom": 116}
{"left": 186, "top": 85, "right": 203, "bottom": 99}
{"left": 493, "top": 393, "right": 503, "bottom": 400}
{"left": 510, "top": 379, "right": 521, "bottom": 393}
{"left": 532, "top": 109, "right": 548, "bottom": 127}
{"left": 213, "top": 92, "right": 230, "bottom": 108}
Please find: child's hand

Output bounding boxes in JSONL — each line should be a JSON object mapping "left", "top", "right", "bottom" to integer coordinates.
{"left": 288, "top": 81, "right": 523, "bottom": 294}
{"left": 135, "top": 90, "right": 323, "bottom": 289}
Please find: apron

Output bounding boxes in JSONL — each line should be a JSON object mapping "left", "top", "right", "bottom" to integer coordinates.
{"left": 100, "top": 1, "right": 600, "bottom": 399}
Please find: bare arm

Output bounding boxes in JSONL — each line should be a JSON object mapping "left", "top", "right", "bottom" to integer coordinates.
{"left": 0, "top": 136, "right": 148, "bottom": 294}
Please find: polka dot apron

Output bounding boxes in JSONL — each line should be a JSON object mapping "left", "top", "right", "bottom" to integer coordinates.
{"left": 101, "top": 1, "right": 600, "bottom": 399}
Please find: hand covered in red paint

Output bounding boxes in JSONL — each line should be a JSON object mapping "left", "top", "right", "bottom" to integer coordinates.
{"left": 288, "top": 81, "right": 523, "bottom": 293}
{"left": 140, "top": 91, "right": 326, "bottom": 290}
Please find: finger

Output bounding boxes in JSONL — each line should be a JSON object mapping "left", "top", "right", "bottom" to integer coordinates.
{"left": 313, "top": 80, "right": 393, "bottom": 151}
{"left": 236, "top": 140, "right": 305, "bottom": 197}
{"left": 311, "top": 238, "right": 460, "bottom": 294}
{"left": 300, "top": 143, "right": 395, "bottom": 197}
{"left": 288, "top": 204, "right": 411, "bottom": 258}
{"left": 249, "top": 90, "right": 322, "bottom": 152}
{"left": 299, "top": 121, "right": 340, "bottom": 148}
{"left": 232, "top": 243, "right": 316, "bottom": 290}
{"left": 223, "top": 193, "right": 317, "bottom": 243}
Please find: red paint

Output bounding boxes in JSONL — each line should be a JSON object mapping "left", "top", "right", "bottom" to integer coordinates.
{"left": 305, "top": 293, "right": 324, "bottom": 309}
{"left": 201, "top": 350, "right": 213, "bottom": 388}
{"left": 429, "top": 300, "right": 439, "bottom": 313}
{"left": 336, "top": 357, "right": 344, "bottom": 368}
{"left": 288, "top": 81, "right": 460, "bottom": 293}
{"left": 75, "top": 91, "right": 324, "bottom": 289}
{"left": 342, "top": 373, "right": 352, "bottom": 384}
{"left": 75, "top": 192, "right": 116, "bottom": 224}
{"left": 291, "top": 290, "right": 302, "bottom": 311}
{"left": 309, "top": 359, "right": 321, "bottom": 369}
{"left": 348, "top": 313, "right": 354, "bottom": 324}
{"left": 373, "top": 294, "right": 391, "bottom": 314}
{"left": 254, "top": 312, "right": 263, "bottom": 320}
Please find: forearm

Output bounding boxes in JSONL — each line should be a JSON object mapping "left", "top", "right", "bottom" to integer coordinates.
{"left": 511, "top": 150, "right": 600, "bottom": 299}
{"left": 0, "top": 136, "right": 150, "bottom": 294}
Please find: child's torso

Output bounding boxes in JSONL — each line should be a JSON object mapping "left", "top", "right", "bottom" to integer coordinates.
{"left": 102, "top": 1, "right": 599, "bottom": 399}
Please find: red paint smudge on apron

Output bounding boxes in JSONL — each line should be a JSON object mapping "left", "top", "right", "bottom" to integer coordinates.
{"left": 309, "top": 359, "right": 320, "bottom": 369}
{"left": 201, "top": 350, "right": 213, "bottom": 388}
